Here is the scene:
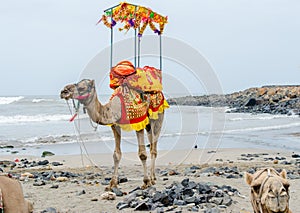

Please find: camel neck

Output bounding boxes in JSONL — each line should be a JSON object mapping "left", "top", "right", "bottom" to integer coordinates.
{"left": 83, "top": 93, "right": 114, "bottom": 125}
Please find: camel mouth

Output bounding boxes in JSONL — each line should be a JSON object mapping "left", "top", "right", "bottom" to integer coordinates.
{"left": 60, "top": 86, "right": 74, "bottom": 100}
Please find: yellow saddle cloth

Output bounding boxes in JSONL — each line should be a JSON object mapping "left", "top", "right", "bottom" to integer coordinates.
{"left": 109, "top": 61, "right": 163, "bottom": 92}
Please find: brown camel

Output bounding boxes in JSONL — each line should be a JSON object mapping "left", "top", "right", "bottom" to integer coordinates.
{"left": 245, "top": 168, "right": 292, "bottom": 213}
{"left": 60, "top": 79, "right": 167, "bottom": 190}
{"left": 0, "top": 176, "right": 33, "bottom": 213}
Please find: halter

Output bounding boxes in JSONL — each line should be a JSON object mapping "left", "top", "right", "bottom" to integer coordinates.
{"left": 252, "top": 168, "right": 289, "bottom": 213}
{"left": 74, "top": 79, "right": 95, "bottom": 105}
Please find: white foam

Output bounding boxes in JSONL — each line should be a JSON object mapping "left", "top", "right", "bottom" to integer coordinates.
{"left": 229, "top": 114, "right": 297, "bottom": 121}
{"left": 0, "top": 96, "right": 24, "bottom": 105}
{"left": 0, "top": 114, "right": 70, "bottom": 124}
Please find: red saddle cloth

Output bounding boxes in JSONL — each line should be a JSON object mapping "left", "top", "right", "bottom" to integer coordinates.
{"left": 109, "top": 61, "right": 163, "bottom": 92}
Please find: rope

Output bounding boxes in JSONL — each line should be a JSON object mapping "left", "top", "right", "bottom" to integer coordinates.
{"left": 66, "top": 100, "right": 101, "bottom": 170}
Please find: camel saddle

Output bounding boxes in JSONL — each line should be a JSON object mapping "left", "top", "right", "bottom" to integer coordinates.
{"left": 109, "top": 61, "right": 163, "bottom": 92}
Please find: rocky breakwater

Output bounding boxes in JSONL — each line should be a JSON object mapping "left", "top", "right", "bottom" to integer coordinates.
{"left": 168, "top": 85, "right": 300, "bottom": 115}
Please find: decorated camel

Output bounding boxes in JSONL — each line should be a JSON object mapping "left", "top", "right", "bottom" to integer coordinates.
{"left": 60, "top": 63, "right": 168, "bottom": 190}
{"left": 245, "top": 168, "right": 292, "bottom": 213}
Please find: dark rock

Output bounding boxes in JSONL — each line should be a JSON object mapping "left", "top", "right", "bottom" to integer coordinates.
{"left": 51, "top": 162, "right": 62, "bottom": 166}
{"left": 112, "top": 187, "right": 123, "bottom": 196}
{"left": 183, "top": 195, "right": 197, "bottom": 203}
{"left": 190, "top": 165, "right": 200, "bottom": 170}
{"left": 134, "top": 202, "right": 150, "bottom": 211}
{"left": 222, "top": 195, "right": 232, "bottom": 206}
{"left": 50, "top": 185, "right": 59, "bottom": 189}
{"left": 77, "top": 190, "right": 86, "bottom": 196}
{"left": 210, "top": 197, "right": 223, "bottom": 205}
{"left": 38, "top": 160, "right": 49, "bottom": 166}
{"left": 292, "top": 154, "right": 300, "bottom": 158}
{"left": 117, "top": 203, "right": 129, "bottom": 210}
{"left": 41, "top": 151, "right": 55, "bottom": 157}
{"left": 33, "top": 181, "right": 46, "bottom": 186}
{"left": 182, "top": 188, "right": 194, "bottom": 197}
{"left": 41, "top": 207, "right": 57, "bottom": 213}
{"left": 181, "top": 178, "right": 189, "bottom": 187}
{"left": 245, "top": 98, "right": 257, "bottom": 106}
{"left": 118, "top": 176, "right": 128, "bottom": 183}
{"left": 173, "top": 199, "right": 185, "bottom": 206}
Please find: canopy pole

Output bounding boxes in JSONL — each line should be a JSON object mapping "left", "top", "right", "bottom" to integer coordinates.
{"left": 138, "top": 35, "right": 141, "bottom": 67}
{"left": 134, "top": 6, "right": 137, "bottom": 70}
{"left": 110, "top": 8, "right": 113, "bottom": 69}
{"left": 134, "top": 29, "right": 137, "bottom": 69}
{"left": 159, "top": 34, "right": 162, "bottom": 71}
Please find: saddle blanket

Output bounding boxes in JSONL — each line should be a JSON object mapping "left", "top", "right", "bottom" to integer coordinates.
{"left": 110, "top": 86, "right": 169, "bottom": 131}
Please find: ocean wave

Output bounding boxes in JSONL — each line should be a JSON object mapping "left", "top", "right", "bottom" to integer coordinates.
{"left": 228, "top": 114, "right": 297, "bottom": 121}
{"left": 0, "top": 96, "right": 24, "bottom": 105}
{"left": 32, "top": 98, "right": 55, "bottom": 103}
{"left": 0, "top": 114, "right": 70, "bottom": 124}
{"left": 221, "top": 122, "right": 300, "bottom": 133}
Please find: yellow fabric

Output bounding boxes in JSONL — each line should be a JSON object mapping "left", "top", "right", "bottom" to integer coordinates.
{"left": 118, "top": 99, "right": 169, "bottom": 131}
{"left": 127, "top": 67, "right": 162, "bottom": 92}
{"left": 148, "top": 99, "right": 169, "bottom": 120}
{"left": 118, "top": 117, "right": 149, "bottom": 132}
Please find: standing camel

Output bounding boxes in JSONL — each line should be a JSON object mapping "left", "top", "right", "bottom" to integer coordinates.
{"left": 60, "top": 79, "right": 168, "bottom": 190}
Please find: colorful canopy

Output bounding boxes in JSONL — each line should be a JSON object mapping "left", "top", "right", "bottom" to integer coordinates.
{"left": 99, "top": 2, "right": 168, "bottom": 37}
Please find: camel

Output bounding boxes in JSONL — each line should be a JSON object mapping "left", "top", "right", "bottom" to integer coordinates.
{"left": 60, "top": 79, "right": 168, "bottom": 190}
{"left": 0, "top": 176, "right": 33, "bottom": 213}
{"left": 245, "top": 168, "right": 292, "bottom": 213}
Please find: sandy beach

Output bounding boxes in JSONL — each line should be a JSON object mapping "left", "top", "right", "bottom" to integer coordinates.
{"left": 1, "top": 148, "right": 299, "bottom": 212}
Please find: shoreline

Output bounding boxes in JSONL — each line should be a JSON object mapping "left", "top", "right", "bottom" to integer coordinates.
{"left": 1, "top": 147, "right": 299, "bottom": 212}
{"left": 1, "top": 148, "right": 298, "bottom": 168}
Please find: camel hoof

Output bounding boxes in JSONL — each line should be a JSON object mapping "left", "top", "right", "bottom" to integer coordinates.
{"left": 141, "top": 179, "right": 152, "bottom": 189}
{"left": 105, "top": 186, "right": 112, "bottom": 192}
{"left": 151, "top": 179, "right": 156, "bottom": 185}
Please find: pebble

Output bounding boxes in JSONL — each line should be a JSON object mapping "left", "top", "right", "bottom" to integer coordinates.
{"left": 33, "top": 181, "right": 46, "bottom": 186}
{"left": 50, "top": 185, "right": 59, "bottom": 189}
{"left": 56, "top": 177, "right": 69, "bottom": 182}
{"left": 100, "top": 191, "right": 116, "bottom": 200}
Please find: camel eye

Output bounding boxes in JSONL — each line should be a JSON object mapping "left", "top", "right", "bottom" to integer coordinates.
{"left": 252, "top": 185, "right": 260, "bottom": 194}
{"left": 78, "top": 86, "right": 86, "bottom": 91}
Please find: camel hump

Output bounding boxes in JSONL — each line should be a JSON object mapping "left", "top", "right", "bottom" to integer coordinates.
{"left": 110, "top": 61, "right": 162, "bottom": 92}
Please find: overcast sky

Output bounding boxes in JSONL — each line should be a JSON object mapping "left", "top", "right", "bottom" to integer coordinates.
{"left": 0, "top": 0, "right": 299, "bottom": 96}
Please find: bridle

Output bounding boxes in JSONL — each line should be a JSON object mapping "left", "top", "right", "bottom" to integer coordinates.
{"left": 74, "top": 79, "right": 95, "bottom": 105}
{"left": 251, "top": 168, "right": 289, "bottom": 213}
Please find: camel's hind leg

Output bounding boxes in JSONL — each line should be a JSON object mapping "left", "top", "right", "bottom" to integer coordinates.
{"left": 147, "top": 112, "right": 164, "bottom": 185}
{"left": 136, "top": 129, "right": 151, "bottom": 189}
{"left": 107, "top": 125, "right": 122, "bottom": 190}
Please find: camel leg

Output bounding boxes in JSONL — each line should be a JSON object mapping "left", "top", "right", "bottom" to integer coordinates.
{"left": 148, "top": 113, "right": 164, "bottom": 185}
{"left": 136, "top": 129, "right": 151, "bottom": 189}
{"left": 107, "top": 125, "right": 121, "bottom": 190}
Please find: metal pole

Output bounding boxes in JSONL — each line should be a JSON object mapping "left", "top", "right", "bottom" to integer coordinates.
{"left": 159, "top": 34, "right": 162, "bottom": 71}
{"left": 138, "top": 35, "right": 141, "bottom": 67}
{"left": 134, "top": 6, "right": 137, "bottom": 70}
{"left": 110, "top": 8, "right": 113, "bottom": 69}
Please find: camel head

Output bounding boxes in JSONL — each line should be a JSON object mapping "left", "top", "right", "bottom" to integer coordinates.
{"left": 60, "top": 79, "right": 95, "bottom": 104}
{"left": 245, "top": 168, "right": 291, "bottom": 213}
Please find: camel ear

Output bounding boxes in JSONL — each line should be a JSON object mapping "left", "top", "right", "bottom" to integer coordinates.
{"left": 280, "top": 169, "right": 287, "bottom": 179}
{"left": 91, "top": 80, "right": 95, "bottom": 87}
{"left": 245, "top": 172, "right": 253, "bottom": 185}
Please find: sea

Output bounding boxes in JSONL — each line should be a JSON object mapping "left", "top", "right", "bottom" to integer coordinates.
{"left": 0, "top": 95, "right": 300, "bottom": 157}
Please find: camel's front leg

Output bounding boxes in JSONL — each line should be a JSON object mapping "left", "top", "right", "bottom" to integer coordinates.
{"left": 136, "top": 129, "right": 151, "bottom": 189}
{"left": 107, "top": 125, "right": 121, "bottom": 191}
